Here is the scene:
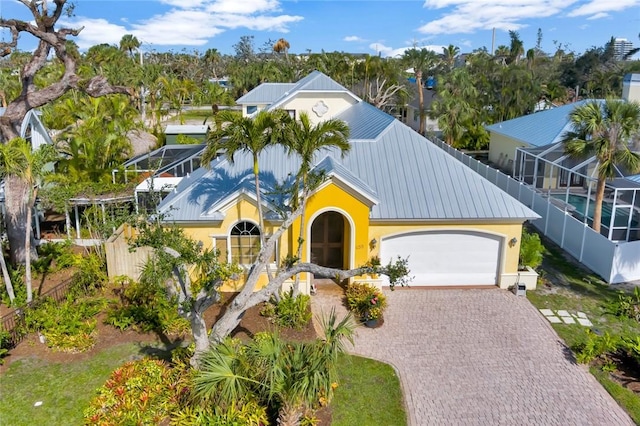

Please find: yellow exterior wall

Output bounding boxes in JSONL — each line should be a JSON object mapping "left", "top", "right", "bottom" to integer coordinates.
{"left": 280, "top": 93, "right": 357, "bottom": 126}
{"left": 178, "top": 196, "right": 284, "bottom": 292}
{"left": 369, "top": 222, "right": 524, "bottom": 282}
{"left": 488, "top": 133, "right": 528, "bottom": 173}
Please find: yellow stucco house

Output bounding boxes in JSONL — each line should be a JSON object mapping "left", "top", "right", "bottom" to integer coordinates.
{"left": 157, "top": 71, "right": 538, "bottom": 293}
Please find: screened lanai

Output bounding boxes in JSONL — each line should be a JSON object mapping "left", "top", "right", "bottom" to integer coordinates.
{"left": 515, "top": 143, "right": 640, "bottom": 242}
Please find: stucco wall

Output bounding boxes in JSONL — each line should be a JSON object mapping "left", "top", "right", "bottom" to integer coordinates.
{"left": 489, "top": 133, "right": 528, "bottom": 173}
{"left": 279, "top": 92, "right": 357, "bottom": 126}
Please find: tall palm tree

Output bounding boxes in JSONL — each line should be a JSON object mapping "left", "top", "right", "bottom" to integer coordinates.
{"left": 402, "top": 48, "right": 439, "bottom": 134}
{"left": 273, "top": 38, "right": 291, "bottom": 63}
{"left": 562, "top": 100, "right": 640, "bottom": 233}
{"left": 119, "top": 34, "right": 141, "bottom": 59}
{"left": 202, "top": 110, "right": 289, "bottom": 249}
{"left": 442, "top": 44, "right": 460, "bottom": 71}
{"left": 285, "top": 112, "right": 350, "bottom": 291}
{"left": 0, "top": 138, "right": 57, "bottom": 302}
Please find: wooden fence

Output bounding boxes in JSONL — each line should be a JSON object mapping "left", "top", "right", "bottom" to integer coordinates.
{"left": 104, "top": 224, "right": 153, "bottom": 281}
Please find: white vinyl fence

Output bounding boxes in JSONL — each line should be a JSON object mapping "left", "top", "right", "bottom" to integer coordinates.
{"left": 431, "top": 139, "right": 640, "bottom": 284}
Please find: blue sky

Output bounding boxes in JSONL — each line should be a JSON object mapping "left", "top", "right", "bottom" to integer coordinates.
{"left": 2, "top": 0, "right": 640, "bottom": 58}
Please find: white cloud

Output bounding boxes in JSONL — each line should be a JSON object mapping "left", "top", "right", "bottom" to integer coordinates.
{"left": 64, "top": 0, "right": 302, "bottom": 48}
{"left": 419, "top": 0, "right": 577, "bottom": 35}
{"left": 344, "top": 36, "right": 365, "bottom": 42}
{"left": 372, "top": 43, "right": 444, "bottom": 58}
{"left": 568, "top": 0, "right": 640, "bottom": 18}
{"left": 586, "top": 12, "right": 609, "bottom": 20}
{"left": 60, "top": 18, "right": 129, "bottom": 48}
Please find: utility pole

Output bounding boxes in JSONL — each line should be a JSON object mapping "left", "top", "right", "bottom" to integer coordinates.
{"left": 491, "top": 28, "right": 496, "bottom": 55}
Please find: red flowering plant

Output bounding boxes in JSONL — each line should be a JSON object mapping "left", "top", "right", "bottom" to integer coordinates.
{"left": 346, "top": 283, "right": 387, "bottom": 321}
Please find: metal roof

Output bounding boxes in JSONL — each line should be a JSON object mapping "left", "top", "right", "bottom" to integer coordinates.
{"left": 485, "top": 100, "right": 604, "bottom": 147}
{"left": 158, "top": 106, "right": 538, "bottom": 222}
{"left": 236, "top": 83, "right": 296, "bottom": 104}
{"left": 124, "top": 144, "right": 205, "bottom": 171}
{"left": 335, "top": 102, "right": 394, "bottom": 141}
{"left": 623, "top": 73, "right": 640, "bottom": 83}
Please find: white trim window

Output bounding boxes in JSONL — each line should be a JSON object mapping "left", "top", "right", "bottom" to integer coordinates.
{"left": 230, "top": 221, "right": 261, "bottom": 264}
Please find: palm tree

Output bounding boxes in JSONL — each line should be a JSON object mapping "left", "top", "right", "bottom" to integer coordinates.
{"left": 0, "top": 138, "right": 57, "bottom": 302}
{"left": 202, "top": 110, "right": 289, "bottom": 250}
{"left": 402, "top": 48, "right": 439, "bottom": 134}
{"left": 284, "top": 112, "right": 350, "bottom": 292}
{"left": 119, "top": 34, "right": 141, "bottom": 59}
{"left": 508, "top": 31, "right": 525, "bottom": 65}
{"left": 442, "top": 44, "right": 460, "bottom": 71}
{"left": 562, "top": 100, "right": 640, "bottom": 233}
{"left": 273, "top": 38, "right": 291, "bottom": 63}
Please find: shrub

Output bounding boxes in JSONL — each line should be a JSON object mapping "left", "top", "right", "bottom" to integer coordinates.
{"left": 574, "top": 331, "right": 620, "bottom": 364}
{"left": 0, "top": 327, "right": 10, "bottom": 364}
{"left": 69, "top": 252, "right": 108, "bottom": 296}
{"left": 172, "top": 400, "right": 269, "bottom": 426}
{"left": 32, "top": 240, "right": 74, "bottom": 274}
{"left": 84, "top": 358, "right": 184, "bottom": 425}
{"left": 622, "top": 335, "right": 640, "bottom": 367}
{"left": 261, "top": 288, "right": 312, "bottom": 330}
{"left": 345, "top": 283, "right": 387, "bottom": 321}
{"left": 23, "top": 296, "right": 105, "bottom": 352}
{"left": 105, "top": 279, "right": 189, "bottom": 335}
{"left": 609, "top": 287, "right": 640, "bottom": 323}
{"left": 519, "top": 230, "right": 544, "bottom": 269}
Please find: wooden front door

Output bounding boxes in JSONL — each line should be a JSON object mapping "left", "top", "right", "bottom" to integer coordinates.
{"left": 311, "top": 212, "right": 344, "bottom": 269}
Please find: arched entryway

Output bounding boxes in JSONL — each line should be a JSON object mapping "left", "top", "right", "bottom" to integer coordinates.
{"left": 310, "top": 211, "right": 348, "bottom": 270}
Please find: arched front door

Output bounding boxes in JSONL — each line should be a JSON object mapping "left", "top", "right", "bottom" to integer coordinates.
{"left": 310, "top": 211, "right": 345, "bottom": 269}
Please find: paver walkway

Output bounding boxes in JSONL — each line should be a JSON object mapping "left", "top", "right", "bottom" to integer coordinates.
{"left": 311, "top": 288, "right": 633, "bottom": 426}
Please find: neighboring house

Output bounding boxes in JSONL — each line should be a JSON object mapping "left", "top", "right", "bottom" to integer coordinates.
{"left": 157, "top": 71, "right": 538, "bottom": 293}
{"left": 164, "top": 124, "right": 209, "bottom": 145}
{"left": 485, "top": 74, "right": 640, "bottom": 243}
{"left": 486, "top": 100, "right": 596, "bottom": 174}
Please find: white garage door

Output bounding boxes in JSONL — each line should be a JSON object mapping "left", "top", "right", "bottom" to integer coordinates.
{"left": 380, "top": 231, "right": 501, "bottom": 286}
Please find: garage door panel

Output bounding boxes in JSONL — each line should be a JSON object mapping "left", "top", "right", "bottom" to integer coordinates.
{"left": 380, "top": 231, "right": 501, "bottom": 286}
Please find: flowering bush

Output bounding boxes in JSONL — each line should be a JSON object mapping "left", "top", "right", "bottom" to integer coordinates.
{"left": 345, "top": 283, "right": 387, "bottom": 321}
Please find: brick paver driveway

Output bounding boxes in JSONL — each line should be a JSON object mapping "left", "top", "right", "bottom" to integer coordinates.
{"left": 311, "top": 288, "right": 633, "bottom": 425}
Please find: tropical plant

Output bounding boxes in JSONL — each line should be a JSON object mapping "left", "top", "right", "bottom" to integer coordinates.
{"left": 84, "top": 358, "right": 185, "bottom": 425}
{"left": 562, "top": 99, "right": 640, "bottom": 233}
{"left": 519, "top": 230, "right": 545, "bottom": 270}
{"left": 261, "top": 288, "right": 312, "bottom": 330}
{"left": 345, "top": 282, "right": 387, "bottom": 321}
{"left": 284, "top": 112, "right": 350, "bottom": 291}
{"left": 203, "top": 109, "right": 289, "bottom": 250}
{"left": 194, "top": 310, "right": 355, "bottom": 425}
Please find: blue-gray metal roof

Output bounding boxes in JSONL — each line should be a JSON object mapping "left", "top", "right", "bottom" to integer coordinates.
{"left": 485, "top": 100, "right": 604, "bottom": 147}
{"left": 237, "top": 83, "right": 296, "bottom": 104}
{"left": 335, "top": 102, "right": 394, "bottom": 141}
{"left": 627, "top": 174, "right": 640, "bottom": 184}
{"left": 288, "top": 70, "right": 350, "bottom": 93}
{"left": 623, "top": 73, "right": 640, "bottom": 83}
{"left": 158, "top": 103, "right": 537, "bottom": 222}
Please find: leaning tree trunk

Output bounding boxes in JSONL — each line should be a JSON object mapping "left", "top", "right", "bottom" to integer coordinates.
{"left": 0, "top": 248, "right": 14, "bottom": 303}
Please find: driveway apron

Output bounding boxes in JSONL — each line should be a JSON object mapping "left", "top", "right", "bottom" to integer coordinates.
{"left": 311, "top": 288, "right": 633, "bottom": 426}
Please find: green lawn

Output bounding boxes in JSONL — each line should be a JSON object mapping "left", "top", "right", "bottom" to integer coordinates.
{"left": 333, "top": 354, "right": 407, "bottom": 426}
{"left": 0, "top": 343, "right": 155, "bottom": 425}
{"left": 1, "top": 345, "right": 407, "bottom": 425}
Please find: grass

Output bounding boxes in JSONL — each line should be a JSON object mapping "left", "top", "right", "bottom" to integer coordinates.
{"left": 590, "top": 367, "right": 640, "bottom": 424}
{"left": 0, "top": 345, "right": 406, "bottom": 425}
{"left": 333, "top": 354, "right": 407, "bottom": 426}
{"left": 526, "top": 233, "right": 640, "bottom": 421}
{"left": 0, "top": 343, "right": 161, "bottom": 425}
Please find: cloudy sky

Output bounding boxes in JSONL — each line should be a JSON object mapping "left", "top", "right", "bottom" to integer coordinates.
{"left": 2, "top": 0, "right": 639, "bottom": 57}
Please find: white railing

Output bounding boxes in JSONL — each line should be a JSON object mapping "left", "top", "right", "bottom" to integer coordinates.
{"left": 431, "top": 138, "right": 640, "bottom": 284}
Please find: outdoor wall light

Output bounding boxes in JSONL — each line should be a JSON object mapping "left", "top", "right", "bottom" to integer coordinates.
{"left": 509, "top": 237, "right": 518, "bottom": 247}
{"left": 369, "top": 238, "right": 377, "bottom": 249}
